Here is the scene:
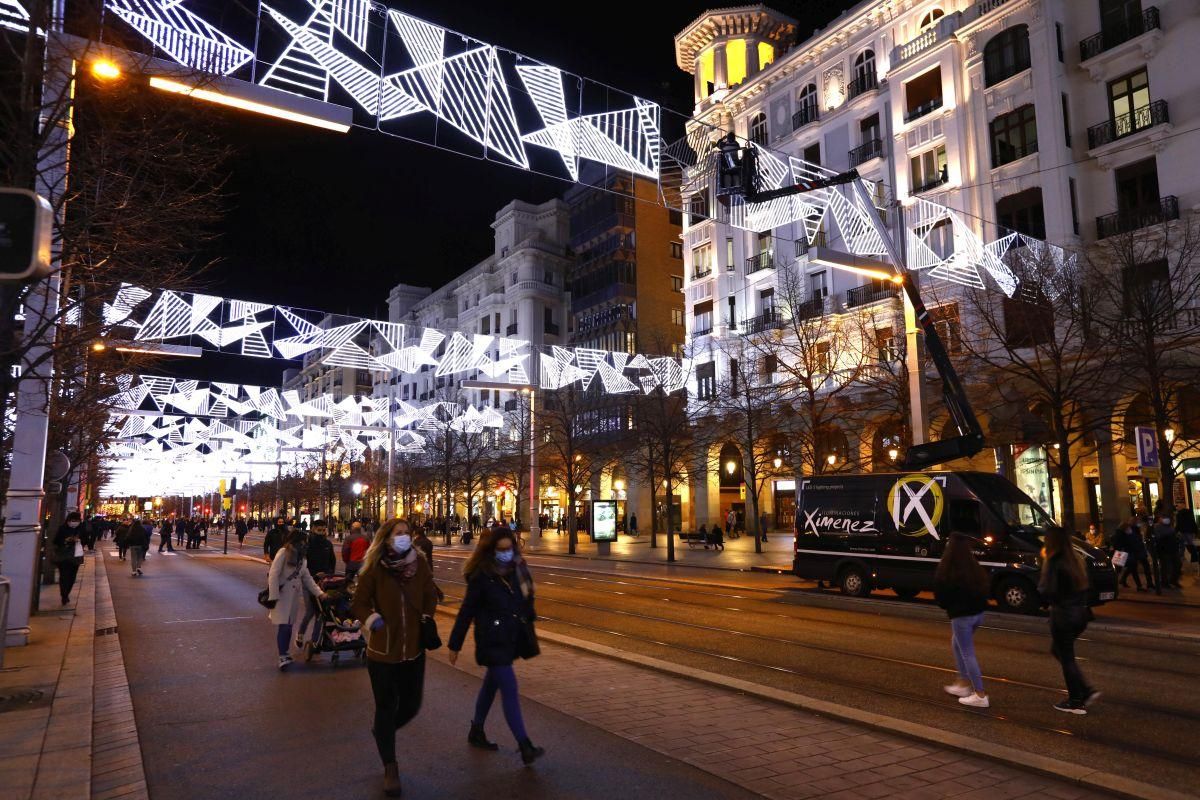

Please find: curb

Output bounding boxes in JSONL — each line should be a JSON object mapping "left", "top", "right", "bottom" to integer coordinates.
{"left": 90, "top": 556, "right": 149, "bottom": 800}
{"left": 530, "top": 627, "right": 1192, "bottom": 800}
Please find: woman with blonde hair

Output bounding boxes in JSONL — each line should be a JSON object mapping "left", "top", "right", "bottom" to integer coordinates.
{"left": 1039, "top": 527, "right": 1099, "bottom": 714}
{"left": 448, "top": 526, "right": 544, "bottom": 765}
{"left": 352, "top": 518, "right": 439, "bottom": 797}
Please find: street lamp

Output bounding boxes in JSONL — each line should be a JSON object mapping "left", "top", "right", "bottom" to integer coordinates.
{"left": 887, "top": 447, "right": 899, "bottom": 461}
{"left": 772, "top": 455, "right": 783, "bottom": 469}
{"left": 725, "top": 460, "right": 737, "bottom": 476}
{"left": 90, "top": 58, "right": 122, "bottom": 81}
{"left": 826, "top": 453, "right": 838, "bottom": 466}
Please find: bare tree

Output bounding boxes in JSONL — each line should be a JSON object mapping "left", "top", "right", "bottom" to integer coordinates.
{"left": 493, "top": 389, "right": 534, "bottom": 528}
{"left": 1, "top": 12, "right": 228, "bottom": 498}
{"left": 536, "top": 386, "right": 605, "bottom": 555}
{"left": 1087, "top": 214, "right": 1200, "bottom": 506}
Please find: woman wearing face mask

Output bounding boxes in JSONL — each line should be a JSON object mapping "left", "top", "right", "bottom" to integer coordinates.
{"left": 448, "top": 526, "right": 544, "bottom": 765}
{"left": 351, "top": 519, "right": 439, "bottom": 798}
{"left": 52, "top": 511, "right": 85, "bottom": 606}
{"left": 266, "top": 530, "right": 326, "bottom": 671}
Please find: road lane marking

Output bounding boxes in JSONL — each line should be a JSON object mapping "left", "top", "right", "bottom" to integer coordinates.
{"left": 164, "top": 616, "right": 254, "bottom": 624}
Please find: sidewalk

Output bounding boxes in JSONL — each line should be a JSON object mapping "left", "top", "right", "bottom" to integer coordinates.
{"left": 0, "top": 552, "right": 147, "bottom": 800}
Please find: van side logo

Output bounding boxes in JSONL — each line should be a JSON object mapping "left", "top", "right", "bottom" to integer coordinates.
{"left": 887, "top": 474, "right": 944, "bottom": 540}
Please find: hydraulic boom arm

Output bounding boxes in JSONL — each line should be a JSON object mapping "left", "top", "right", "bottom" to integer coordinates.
{"left": 715, "top": 136, "right": 984, "bottom": 469}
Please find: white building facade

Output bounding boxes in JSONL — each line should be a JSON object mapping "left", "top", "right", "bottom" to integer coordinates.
{"left": 675, "top": 1, "right": 1200, "bottom": 530}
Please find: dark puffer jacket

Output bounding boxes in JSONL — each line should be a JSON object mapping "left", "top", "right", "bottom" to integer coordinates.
{"left": 448, "top": 563, "right": 535, "bottom": 667}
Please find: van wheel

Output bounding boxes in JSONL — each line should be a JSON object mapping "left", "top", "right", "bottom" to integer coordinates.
{"left": 892, "top": 587, "right": 920, "bottom": 601}
{"left": 839, "top": 565, "right": 871, "bottom": 598}
{"left": 997, "top": 577, "right": 1038, "bottom": 614}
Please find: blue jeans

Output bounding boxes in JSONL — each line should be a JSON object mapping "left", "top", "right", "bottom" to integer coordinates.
{"left": 950, "top": 613, "right": 985, "bottom": 693}
{"left": 473, "top": 665, "right": 528, "bottom": 742}
{"left": 276, "top": 623, "right": 292, "bottom": 657}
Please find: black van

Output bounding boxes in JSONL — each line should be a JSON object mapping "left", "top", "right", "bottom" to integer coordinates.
{"left": 792, "top": 471, "right": 1118, "bottom": 613}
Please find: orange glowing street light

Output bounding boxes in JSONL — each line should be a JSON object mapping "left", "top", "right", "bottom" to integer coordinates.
{"left": 91, "top": 59, "right": 122, "bottom": 80}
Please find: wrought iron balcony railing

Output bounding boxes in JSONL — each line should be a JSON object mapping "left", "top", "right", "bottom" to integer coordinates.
{"left": 1095, "top": 195, "right": 1179, "bottom": 239}
{"left": 1080, "top": 6, "right": 1160, "bottom": 62}
{"left": 741, "top": 309, "right": 784, "bottom": 335}
{"left": 904, "top": 97, "right": 943, "bottom": 123}
{"left": 691, "top": 325, "right": 713, "bottom": 339}
{"left": 1087, "top": 99, "right": 1169, "bottom": 149}
{"left": 845, "top": 282, "right": 900, "bottom": 308}
{"left": 691, "top": 266, "right": 713, "bottom": 281}
{"left": 846, "top": 72, "right": 878, "bottom": 101}
{"left": 792, "top": 103, "right": 819, "bottom": 131}
{"left": 911, "top": 171, "right": 949, "bottom": 195}
{"left": 848, "top": 138, "right": 883, "bottom": 168}
{"left": 506, "top": 323, "right": 518, "bottom": 335}
{"left": 794, "top": 231, "right": 828, "bottom": 257}
{"left": 746, "top": 252, "right": 775, "bottom": 274}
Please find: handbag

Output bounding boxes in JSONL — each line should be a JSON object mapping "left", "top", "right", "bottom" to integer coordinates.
{"left": 257, "top": 589, "right": 276, "bottom": 609}
{"left": 420, "top": 616, "right": 442, "bottom": 651}
{"left": 1111, "top": 550, "right": 1129, "bottom": 567}
{"left": 516, "top": 616, "right": 540, "bottom": 659}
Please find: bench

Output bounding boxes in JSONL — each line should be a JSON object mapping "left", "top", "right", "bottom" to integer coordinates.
{"left": 679, "top": 530, "right": 722, "bottom": 549}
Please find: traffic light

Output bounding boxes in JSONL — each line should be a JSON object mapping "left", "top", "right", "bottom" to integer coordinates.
{"left": 0, "top": 188, "right": 53, "bottom": 283}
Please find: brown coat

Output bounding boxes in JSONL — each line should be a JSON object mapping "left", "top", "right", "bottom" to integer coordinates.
{"left": 351, "top": 555, "right": 438, "bottom": 663}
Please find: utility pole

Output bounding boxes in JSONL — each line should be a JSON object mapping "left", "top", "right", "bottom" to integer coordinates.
{"left": 3, "top": 5, "right": 71, "bottom": 645}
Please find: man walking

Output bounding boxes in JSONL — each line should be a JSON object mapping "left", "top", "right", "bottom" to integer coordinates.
{"left": 341, "top": 521, "right": 369, "bottom": 582}
{"left": 175, "top": 516, "right": 187, "bottom": 548}
{"left": 264, "top": 517, "right": 287, "bottom": 562}
{"left": 127, "top": 518, "right": 150, "bottom": 577}
{"left": 158, "top": 518, "right": 175, "bottom": 553}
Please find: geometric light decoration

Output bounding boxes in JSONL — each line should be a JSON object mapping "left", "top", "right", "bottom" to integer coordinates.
{"left": 106, "top": 0, "right": 253, "bottom": 75}
{"left": 1, "top": 0, "right": 32, "bottom": 33}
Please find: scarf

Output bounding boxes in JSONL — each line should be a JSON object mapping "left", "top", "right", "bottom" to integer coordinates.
{"left": 380, "top": 547, "right": 419, "bottom": 581}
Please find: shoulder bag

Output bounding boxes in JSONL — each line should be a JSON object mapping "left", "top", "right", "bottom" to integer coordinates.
{"left": 514, "top": 564, "right": 540, "bottom": 660}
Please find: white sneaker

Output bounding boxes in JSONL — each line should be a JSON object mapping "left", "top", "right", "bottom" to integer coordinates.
{"left": 959, "top": 693, "right": 990, "bottom": 708}
{"left": 943, "top": 684, "right": 972, "bottom": 697}
{"left": 278, "top": 655, "right": 293, "bottom": 671}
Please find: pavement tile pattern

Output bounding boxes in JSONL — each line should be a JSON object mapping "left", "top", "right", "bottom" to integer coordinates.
{"left": 430, "top": 637, "right": 1109, "bottom": 800}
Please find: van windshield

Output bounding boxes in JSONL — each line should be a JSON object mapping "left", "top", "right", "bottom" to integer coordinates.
{"left": 960, "top": 473, "right": 1056, "bottom": 535}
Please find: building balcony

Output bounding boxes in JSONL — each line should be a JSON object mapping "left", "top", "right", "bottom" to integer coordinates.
{"left": 794, "top": 231, "right": 828, "bottom": 258}
{"left": 691, "top": 266, "right": 713, "bottom": 281}
{"left": 1087, "top": 100, "right": 1169, "bottom": 150}
{"left": 691, "top": 325, "right": 713, "bottom": 339}
{"left": 544, "top": 321, "right": 560, "bottom": 336}
{"left": 904, "top": 97, "right": 943, "bottom": 124}
{"left": 506, "top": 323, "right": 518, "bottom": 336}
{"left": 846, "top": 72, "right": 878, "bottom": 101}
{"left": 794, "top": 295, "right": 827, "bottom": 321}
{"left": 792, "top": 103, "right": 819, "bottom": 131}
{"left": 1079, "top": 6, "right": 1161, "bottom": 63}
{"left": 741, "top": 309, "right": 784, "bottom": 335}
{"left": 1095, "top": 195, "right": 1179, "bottom": 239}
{"left": 891, "top": 12, "right": 961, "bottom": 70}
{"left": 911, "top": 171, "right": 949, "bottom": 195}
{"left": 845, "top": 281, "right": 900, "bottom": 309}
{"left": 848, "top": 138, "right": 883, "bottom": 168}
{"left": 746, "top": 252, "right": 775, "bottom": 274}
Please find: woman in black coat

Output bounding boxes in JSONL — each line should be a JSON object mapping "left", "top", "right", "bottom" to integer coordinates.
{"left": 1039, "top": 527, "right": 1099, "bottom": 714}
{"left": 448, "top": 527, "right": 544, "bottom": 764}
{"left": 52, "top": 511, "right": 84, "bottom": 606}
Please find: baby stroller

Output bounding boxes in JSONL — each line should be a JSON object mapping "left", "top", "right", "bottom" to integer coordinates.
{"left": 304, "top": 575, "right": 366, "bottom": 667}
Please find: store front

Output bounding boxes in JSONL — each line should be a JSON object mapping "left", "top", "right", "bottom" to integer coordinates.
{"left": 773, "top": 479, "right": 795, "bottom": 531}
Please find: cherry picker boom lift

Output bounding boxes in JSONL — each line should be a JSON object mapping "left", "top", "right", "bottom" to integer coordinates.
{"left": 714, "top": 134, "right": 985, "bottom": 470}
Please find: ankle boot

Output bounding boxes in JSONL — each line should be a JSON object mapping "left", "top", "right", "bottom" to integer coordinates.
{"left": 519, "top": 738, "right": 545, "bottom": 765}
{"left": 382, "top": 763, "right": 402, "bottom": 797}
{"left": 468, "top": 722, "right": 499, "bottom": 750}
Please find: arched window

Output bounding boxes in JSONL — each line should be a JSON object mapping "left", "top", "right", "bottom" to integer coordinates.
{"left": 983, "top": 25, "right": 1031, "bottom": 88}
{"left": 794, "top": 83, "right": 818, "bottom": 128}
{"left": 748, "top": 111, "right": 768, "bottom": 146}
{"left": 920, "top": 8, "right": 944, "bottom": 29}
{"left": 850, "top": 50, "right": 877, "bottom": 98}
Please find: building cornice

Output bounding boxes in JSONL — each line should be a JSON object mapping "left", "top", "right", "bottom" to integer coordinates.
{"left": 674, "top": 4, "right": 798, "bottom": 72}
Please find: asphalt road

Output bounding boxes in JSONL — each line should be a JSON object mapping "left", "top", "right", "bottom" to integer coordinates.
{"left": 102, "top": 547, "right": 760, "bottom": 800}
{"left": 428, "top": 551, "right": 1200, "bottom": 795}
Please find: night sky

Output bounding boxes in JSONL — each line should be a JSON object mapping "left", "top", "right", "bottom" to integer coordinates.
{"left": 173, "top": 0, "right": 857, "bottom": 385}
